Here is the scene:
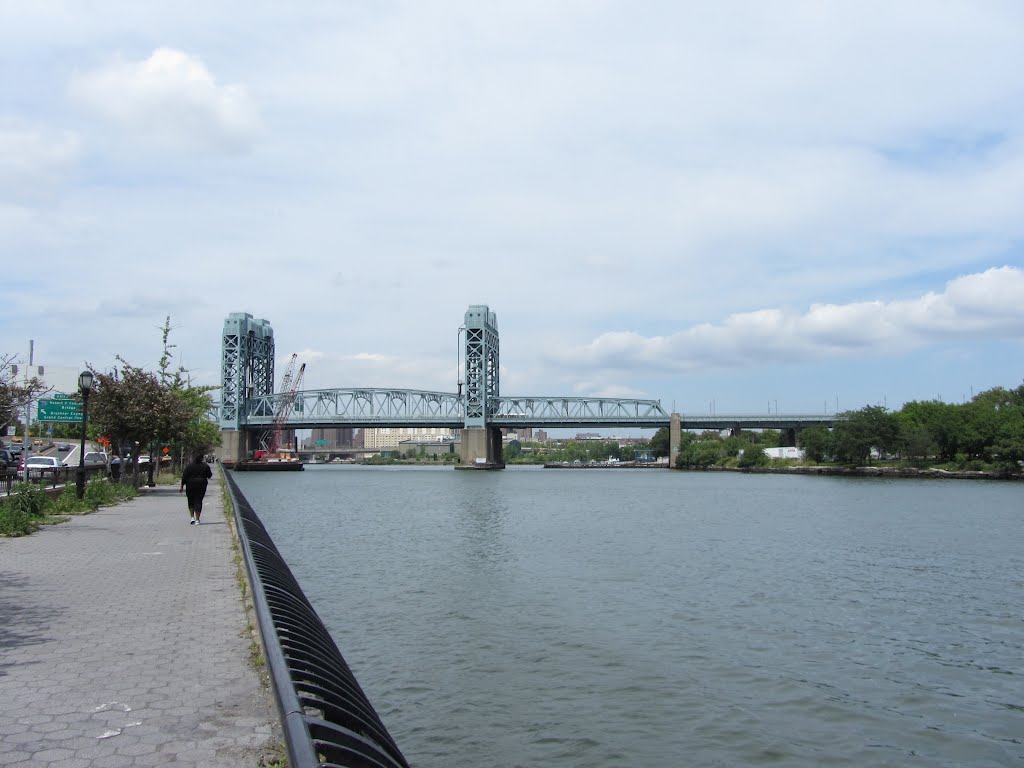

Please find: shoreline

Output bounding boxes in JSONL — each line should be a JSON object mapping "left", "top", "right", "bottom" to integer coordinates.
{"left": 675, "top": 464, "right": 1023, "bottom": 481}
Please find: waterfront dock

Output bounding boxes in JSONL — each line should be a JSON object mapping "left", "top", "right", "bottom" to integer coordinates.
{"left": 0, "top": 474, "right": 279, "bottom": 767}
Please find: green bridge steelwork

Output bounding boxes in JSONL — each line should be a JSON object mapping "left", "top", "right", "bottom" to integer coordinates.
{"left": 219, "top": 306, "right": 839, "bottom": 467}
{"left": 241, "top": 390, "right": 671, "bottom": 429}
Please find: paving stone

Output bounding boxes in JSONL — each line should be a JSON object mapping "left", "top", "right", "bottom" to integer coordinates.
{"left": 0, "top": 476, "right": 279, "bottom": 767}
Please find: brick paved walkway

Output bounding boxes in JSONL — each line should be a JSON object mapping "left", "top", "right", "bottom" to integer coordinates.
{"left": 0, "top": 473, "right": 279, "bottom": 767}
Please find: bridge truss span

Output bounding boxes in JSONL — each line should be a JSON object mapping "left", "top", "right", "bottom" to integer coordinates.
{"left": 491, "top": 396, "right": 670, "bottom": 428}
{"left": 244, "top": 387, "right": 465, "bottom": 429}
{"left": 242, "top": 388, "right": 673, "bottom": 430}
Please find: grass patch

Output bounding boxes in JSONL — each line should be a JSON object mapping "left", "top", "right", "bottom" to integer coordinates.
{"left": 0, "top": 477, "right": 138, "bottom": 537}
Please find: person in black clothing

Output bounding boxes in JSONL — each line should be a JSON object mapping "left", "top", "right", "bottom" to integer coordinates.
{"left": 179, "top": 454, "right": 213, "bottom": 525}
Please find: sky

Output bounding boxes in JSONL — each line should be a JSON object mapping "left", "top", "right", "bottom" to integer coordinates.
{"left": 2, "top": 1, "right": 1023, "bottom": 423}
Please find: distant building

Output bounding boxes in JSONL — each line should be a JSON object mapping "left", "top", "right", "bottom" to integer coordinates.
{"left": 310, "top": 428, "right": 354, "bottom": 448}
{"left": 762, "top": 446, "right": 805, "bottom": 460}
{"left": 398, "top": 439, "right": 457, "bottom": 456}
{"left": 362, "top": 427, "right": 459, "bottom": 449}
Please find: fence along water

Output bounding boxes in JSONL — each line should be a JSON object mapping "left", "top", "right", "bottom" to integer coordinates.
{"left": 224, "top": 470, "right": 410, "bottom": 768}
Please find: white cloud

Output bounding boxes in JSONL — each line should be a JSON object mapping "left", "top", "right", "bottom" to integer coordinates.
{"left": 555, "top": 267, "right": 1024, "bottom": 374}
{"left": 0, "top": 125, "right": 79, "bottom": 204}
{"left": 3, "top": 3, "right": 1024, "bottom": 413}
{"left": 68, "top": 47, "right": 259, "bottom": 151}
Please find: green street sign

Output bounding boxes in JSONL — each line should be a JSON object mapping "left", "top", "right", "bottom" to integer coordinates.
{"left": 37, "top": 396, "right": 83, "bottom": 422}
{"left": 315, "top": 439, "right": 329, "bottom": 446}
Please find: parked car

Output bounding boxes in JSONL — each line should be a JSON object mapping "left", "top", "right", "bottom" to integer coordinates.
{"left": 22, "top": 455, "right": 61, "bottom": 477}
{"left": 0, "top": 448, "right": 17, "bottom": 469}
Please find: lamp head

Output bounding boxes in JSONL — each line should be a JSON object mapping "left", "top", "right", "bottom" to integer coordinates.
{"left": 78, "top": 370, "right": 94, "bottom": 393}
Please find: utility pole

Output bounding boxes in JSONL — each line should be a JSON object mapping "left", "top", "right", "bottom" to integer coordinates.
{"left": 22, "top": 341, "right": 33, "bottom": 483}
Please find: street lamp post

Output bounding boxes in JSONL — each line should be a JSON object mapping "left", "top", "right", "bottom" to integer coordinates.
{"left": 76, "top": 370, "right": 93, "bottom": 499}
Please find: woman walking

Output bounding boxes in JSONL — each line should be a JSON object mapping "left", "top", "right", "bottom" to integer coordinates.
{"left": 179, "top": 453, "right": 213, "bottom": 525}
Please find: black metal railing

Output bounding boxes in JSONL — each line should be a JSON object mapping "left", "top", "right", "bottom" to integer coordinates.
{"left": 0, "top": 464, "right": 108, "bottom": 495}
{"left": 224, "top": 471, "right": 411, "bottom": 768}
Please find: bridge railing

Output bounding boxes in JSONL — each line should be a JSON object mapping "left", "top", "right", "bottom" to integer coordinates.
{"left": 224, "top": 471, "right": 410, "bottom": 768}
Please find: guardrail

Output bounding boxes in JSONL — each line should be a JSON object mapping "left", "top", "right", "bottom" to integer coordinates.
{"left": 223, "top": 471, "right": 410, "bottom": 768}
{"left": 0, "top": 464, "right": 108, "bottom": 495}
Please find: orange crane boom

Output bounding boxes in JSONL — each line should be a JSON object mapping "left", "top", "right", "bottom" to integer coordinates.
{"left": 268, "top": 355, "right": 305, "bottom": 455}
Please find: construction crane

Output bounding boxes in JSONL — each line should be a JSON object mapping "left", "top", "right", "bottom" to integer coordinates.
{"left": 267, "top": 354, "right": 306, "bottom": 456}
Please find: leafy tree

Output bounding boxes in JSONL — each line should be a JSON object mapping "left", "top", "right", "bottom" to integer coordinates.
{"left": 832, "top": 406, "right": 901, "bottom": 464}
{"left": 89, "top": 362, "right": 193, "bottom": 486}
{"left": 988, "top": 408, "right": 1024, "bottom": 469}
{"left": 722, "top": 432, "right": 757, "bottom": 459}
{"left": 153, "top": 317, "right": 220, "bottom": 466}
{"left": 960, "top": 387, "right": 1021, "bottom": 460}
{"left": 677, "top": 439, "right": 723, "bottom": 468}
{"left": 898, "top": 400, "right": 961, "bottom": 461}
{"left": 901, "top": 425, "right": 933, "bottom": 464}
{"left": 799, "top": 425, "right": 833, "bottom": 463}
{"left": 649, "top": 426, "right": 670, "bottom": 457}
{"left": 737, "top": 444, "right": 769, "bottom": 468}
{"left": 0, "top": 353, "right": 51, "bottom": 434}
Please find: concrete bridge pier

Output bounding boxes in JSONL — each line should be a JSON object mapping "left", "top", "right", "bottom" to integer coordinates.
{"left": 780, "top": 427, "right": 798, "bottom": 447}
{"left": 457, "top": 427, "right": 505, "bottom": 469}
{"left": 217, "top": 429, "right": 249, "bottom": 464}
{"left": 670, "top": 413, "right": 681, "bottom": 467}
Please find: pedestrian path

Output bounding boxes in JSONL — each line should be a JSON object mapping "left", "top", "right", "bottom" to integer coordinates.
{"left": 0, "top": 473, "right": 279, "bottom": 767}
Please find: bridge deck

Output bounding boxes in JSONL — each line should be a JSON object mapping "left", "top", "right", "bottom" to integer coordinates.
{"left": 230, "top": 388, "right": 836, "bottom": 431}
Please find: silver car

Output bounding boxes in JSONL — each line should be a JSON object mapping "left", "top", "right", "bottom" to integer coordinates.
{"left": 24, "top": 455, "right": 61, "bottom": 477}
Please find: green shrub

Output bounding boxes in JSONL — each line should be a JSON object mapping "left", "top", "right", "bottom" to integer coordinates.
{"left": 0, "top": 504, "right": 35, "bottom": 536}
{"left": 5, "top": 482, "right": 49, "bottom": 518}
{"left": 738, "top": 447, "right": 770, "bottom": 468}
{"left": 84, "top": 477, "right": 137, "bottom": 508}
{"left": 50, "top": 484, "right": 91, "bottom": 514}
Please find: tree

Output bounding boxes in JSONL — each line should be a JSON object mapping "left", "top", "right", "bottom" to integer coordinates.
{"left": 832, "top": 406, "right": 901, "bottom": 465}
{"left": 737, "top": 445, "right": 769, "bottom": 468}
{"left": 676, "top": 439, "right": 723, "bottom": 468}
{"left": 988, "top": 409, "right": 1024, "bottom": 469}
{"left": 152, "top": 317, "right": 220, "bottom": 466}
{"left": 898, "top": 400, "right": 961, "bottom": 461}
{"left": 799, "top": 425, "right": 833, "bottom": 463}
{"left": 960, "top": 387, "right": 1020, "bottom": 460}
{"left": 0, "top": 352, "right": 51, "bottom": 434}
{"left": 649, "top": 426, "right": 670, "bottom": 458}
{"left": 89, "top": 362, "right": 194, "bottom": 486}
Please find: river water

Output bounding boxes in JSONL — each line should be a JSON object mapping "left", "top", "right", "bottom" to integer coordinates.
{"left": 232, "top": 465, "right": 1022, "bottom": 767}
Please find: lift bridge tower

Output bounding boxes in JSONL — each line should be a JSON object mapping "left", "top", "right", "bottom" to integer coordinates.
{"left": 458, "top": 304, "right": 504, "bottom": 468}
{"left": 218, "top": 312, "right": 275, "bottom": 463}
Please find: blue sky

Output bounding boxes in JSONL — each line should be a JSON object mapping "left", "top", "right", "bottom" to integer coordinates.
{"left": 1, "top": 1, "right": 1022, "bottom": 421}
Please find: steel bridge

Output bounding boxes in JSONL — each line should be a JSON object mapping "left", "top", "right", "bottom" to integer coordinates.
{"left": 219, "top": 306, "right": 837, "bottom": 467}
{"left": 241, "top": 389, "right": 672, "bottom": 429}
